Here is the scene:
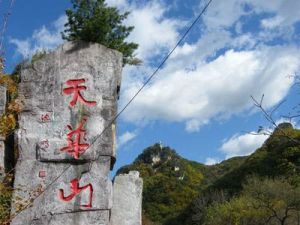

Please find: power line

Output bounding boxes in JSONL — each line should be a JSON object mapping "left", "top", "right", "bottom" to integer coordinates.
{"left": 91, "top": 0, "right": 213, "bottom": 161}
{"left": 0, "top": 0, "right": 15, "bottom": 56}
{"left": 9, "top": 0, "right": 213, "bottom": 222}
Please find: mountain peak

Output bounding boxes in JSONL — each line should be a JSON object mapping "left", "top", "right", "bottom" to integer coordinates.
{"left": 275, "top": 122, "right": 294, "bottom": 131}
{"left": 134, "top": 143, "right": 181, "bottom": 166}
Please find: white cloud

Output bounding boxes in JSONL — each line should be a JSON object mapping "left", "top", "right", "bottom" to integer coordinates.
{"left": 250, "top": 0, "right": 300, "bottom": 28}
{"left": 117, "top": 131, "right": 137, "bottom": 148}
{"left": 105, "top": 0, "right": 127, "bottom": 8}
{"left": 261, "top": 16, "right": 285, "bottom": 29}
{"left": 9, "top": 39, "right": 32, "bottom": 58}
{"left": 186, "top": 119, "right": 208, "bottom": 133}
{"left": 125, "top": 1, "right": 181, "bottom": 60}
{"left": 220, "top": 118, "right": 298, "bottom": 159}
{"left": 201, "top": 0, "right": 300, "bottom": 31}
{"left": 200, "top": 0, "right": 248, "bottom": 29}
{"left": 220, "top": 132, "right": 269, "bottom": 159}
{"left": 121, "top": 46, "right": 300, "bottom": 132}
{"left": 10, "top": 15, "right": 66, "bottom": 58}
{"left": 205, "top": 157, "right": 220, "bottom": 165}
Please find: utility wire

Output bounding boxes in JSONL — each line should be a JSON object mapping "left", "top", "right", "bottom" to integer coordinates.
{"left": 9, "top": 0, "right": 213, "bottom": 222}
{"left": 91, "top": 0, "right": 214, "bottom": 161}
{"left": 0, "top": 0, "right": 15, "bottom": 55}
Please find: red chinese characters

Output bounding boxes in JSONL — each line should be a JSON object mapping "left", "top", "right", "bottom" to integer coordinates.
{"left": 58, "top": 78, "right": 96, "bottom": 208}
{"left": 58, "top": 178, "right": 93, "bottom": 208}
{"left": 63, "top": 79, "right": 96, "bottom": 107}
{"left": 40, "top": 113, "right": 51, "bottom": 123}
{"left": 38, "top": 170, "right": 47, "bottom": 178}
{"left": 39, "top": 139, "right": 49, "bottom": 151}
{"left": 60, "top": 118, "right": 89, "bottom": 159}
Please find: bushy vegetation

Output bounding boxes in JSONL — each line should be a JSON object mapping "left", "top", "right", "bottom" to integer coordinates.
{"left": 0, "top": 181, "right": 13, "bottom": 225}
{"left": 0, "top": 58, "right": 22, "bottom": 225}
{"left": 203, "top": 177, "right": 300, "bottom": 225}
{"left": 0, "top": 73, "right": 20, "bottom": 137}
{"left": 209, "top": 124, "right": 300, "bottom": 195}
{"left": 192, "top": 125, "right": 300, "bottom": 225}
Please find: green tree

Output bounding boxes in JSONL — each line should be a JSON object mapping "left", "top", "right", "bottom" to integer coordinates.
{"left": 62, "top": 0, "right": 140, "bottom": 66}
{"left": 191, "top": 190, "right": 228, "bottom": 225}
{"left": 204, "top": 195, "right": 267, "bottom": 225}
{"left": 243, "top": 177, "right": 300, "bottom": 225}
{"left": 202, "top": 177, "right": 300, "bottom": 225}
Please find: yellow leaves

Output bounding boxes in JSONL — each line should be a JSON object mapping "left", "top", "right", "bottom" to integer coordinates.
{"left": 273, "top": 199, "right": 286, "bottom": 209}
{"left": 0, "top": 183, "right": 44, "bottom": 224}
{"left": 0, "top": 73, "right": 21, "bottom": 137}
{"left": 0, "top": 74, "right": 17, "bottom": 99}
{"left": 7, "top": 99, "right": 24, "bottom": 113}
{"left": 0, "top": 113, "right": 17, "bottom": 137}
{"left": 0, "top": 182, "right": 13, "bottom": 225}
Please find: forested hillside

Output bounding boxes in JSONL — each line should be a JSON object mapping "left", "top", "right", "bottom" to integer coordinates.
{"left": 117, "top": 123, "right": 300, "bottom": 225}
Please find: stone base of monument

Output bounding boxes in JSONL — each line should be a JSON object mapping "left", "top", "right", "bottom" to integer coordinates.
{"left": 17, "top": 210, "right": 110, "bottom": 225}
{"left": 11, "top": 157, "right": 112, "bottom": 225}
{"left": 0, "top": 137, "right": 5, "bottom": 181}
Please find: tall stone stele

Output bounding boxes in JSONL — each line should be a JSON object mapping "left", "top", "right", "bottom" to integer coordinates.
{"left": 10, "top": 41, "right": 123, "bottom": 225}
{"left": 0, "top": 85, "right": 6, "bottom": 180}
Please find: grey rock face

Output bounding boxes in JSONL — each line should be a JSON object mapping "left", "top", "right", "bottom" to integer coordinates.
{"left": 0, "top": 85, "right": 6, "bottom": 180}
{"left": 11, "top": 41, "right": 122, "bottom": 225}
{"left": 11, "top": 158, "right": 112, "bottom": 225}
{"left": 29, "top": 210, "right": 110, "bottom": 225}
{"left": 0, "top": 140, "right": 4, "bottom": 180}
{"left": 17, "top": 41, "right": 122, "bottom": 162}
{"left": 0, "top": 85, "right": 6, "bottom": 115}
{"left": 111, "top": 171, "right": 143, "bottom": 225}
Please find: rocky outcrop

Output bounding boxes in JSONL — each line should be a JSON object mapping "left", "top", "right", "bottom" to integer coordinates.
{"left": 112, "top": 171, "right": 143, "bottom": 225}
{"left": 0, "top": 85, "right": 5, "bottom": 115}
{"left": 0, "top": 85, "right": 6, "bottom": 180}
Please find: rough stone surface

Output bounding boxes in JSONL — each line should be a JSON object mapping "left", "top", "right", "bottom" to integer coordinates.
{"left": 11, "top": 157, "right": 112, "bottom": 213}
{"left": 0, "top": 85, "right": 6, "bottom": 115}
{"left": 11, "top": 158, "right": 113, "bottom": 225}
{"left": 17, "top": 41, "right": 122, "bottom": 161}
{"left": 0, "top": 140, "right": 4, "bottom": 179}
{"left": 11, "top": 41, "right": 122, "bottom": 225}
{"left": 13, "top": 210, "right": 110, "bottom": 225}
{"left": 0, "top": 85, "right": 6, "bottom": 180}
{"left": 111, "top": 171, "right": 143, "bottom": 225}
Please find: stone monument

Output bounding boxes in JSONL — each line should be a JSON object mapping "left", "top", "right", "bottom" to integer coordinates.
{"left": 0, "top": 85, "right": 6, "bottom": 179}
{"left": 10, "top": 41, "right": 122, "bottom": 225}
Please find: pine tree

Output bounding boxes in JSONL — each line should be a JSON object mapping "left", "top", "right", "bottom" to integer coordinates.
{"left": 62, "top": 0, "right": 140, "bottom": 66}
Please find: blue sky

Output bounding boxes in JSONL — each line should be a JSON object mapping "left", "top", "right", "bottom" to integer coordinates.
{"left": 1, "top": 0, "right": 300, "bottom": 174}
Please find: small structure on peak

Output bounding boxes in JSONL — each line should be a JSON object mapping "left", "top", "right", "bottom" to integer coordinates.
{"left": 277, "top": 122, "right": 294, "bottom": 130}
